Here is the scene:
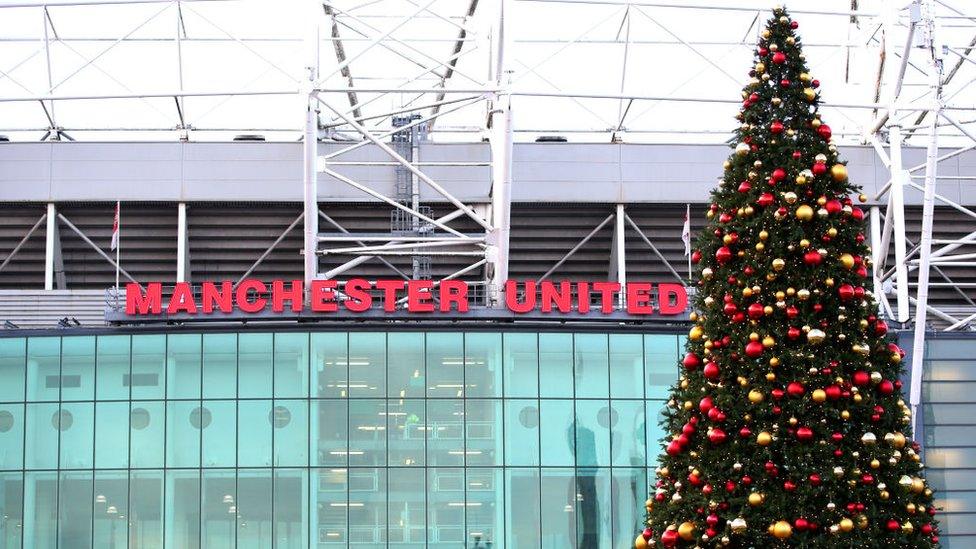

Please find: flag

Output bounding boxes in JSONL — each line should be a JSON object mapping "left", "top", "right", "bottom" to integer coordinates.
{"left": 111, "top": 201, "right": 120, "bottom": 251}
{"left": 681, "top": 204, "right": 691, "bottom": 256}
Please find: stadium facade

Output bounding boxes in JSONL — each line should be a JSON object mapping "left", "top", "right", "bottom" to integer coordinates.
{"left": 0, "top": 140, "right": 973, "bottom": 549}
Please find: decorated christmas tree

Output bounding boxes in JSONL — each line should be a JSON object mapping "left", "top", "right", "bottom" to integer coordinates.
{"left": 637, "top": 6, "right": 940, "bottom": 548}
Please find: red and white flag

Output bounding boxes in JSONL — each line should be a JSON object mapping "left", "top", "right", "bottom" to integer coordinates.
{"left": 681, "top": 204, "right": 691, "bottom": 256}
{"left": 110, "top": 201, "right": 120, "bottom": 251}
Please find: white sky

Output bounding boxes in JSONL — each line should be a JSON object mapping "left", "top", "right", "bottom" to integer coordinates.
{"left": 0, "top": 0, "right": 973, "bottom": 144}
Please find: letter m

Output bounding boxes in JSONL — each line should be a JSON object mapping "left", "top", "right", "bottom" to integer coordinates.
{"left": 126, "top": 282, "right": 162, "bottom": 315}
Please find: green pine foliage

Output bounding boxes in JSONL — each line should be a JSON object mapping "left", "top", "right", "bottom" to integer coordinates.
{"left": 639, "top": 7, "right": 940, "bottom": 548}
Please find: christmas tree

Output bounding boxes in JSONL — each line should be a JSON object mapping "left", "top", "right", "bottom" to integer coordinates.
{"left": 637, "top": 7, "right": 940, "bottom": 548}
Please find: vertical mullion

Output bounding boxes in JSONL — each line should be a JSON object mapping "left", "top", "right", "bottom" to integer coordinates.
{"left": 55, "top": 336, "right": 62, "bottom": 549}
{"left": 571, "top": 333, "right": 579, "bottom": 547}
{"left": 345, "top": 332, "right": 350, "bottom": 549}
{"left": 536, "top": 332, "right": 543, "bottom": 549}
{"left": 199, "top": 335, "right": 204, "bottom": 549}
{"left": 308, "top": 332, "right": 313, "bottom": 549}
{"left": 499, "top": 333, "right": 506, "bottom": 549}
{"left": 20, "top": 337, "right": 27, "bottom": 549}
{"left": 607, "top": 333, "right": 614, "bottom": 549}
{"left": 126, "top": 335, "right": 133, "bottom": 548}
{"left": 162, "top": 334, "right": 168, "bottom": 549}
{"left": 422, "top": 333, "right": 428, "bottom": 549}
{"left": 271, "top": 334, "right": 276, "bottom": 549}
{"left": 91, "top": 337, "right": 98, "bottom": 548}
{"left": 461, "top": 332, "right": 467, "bottom": 549}
{"left": 385, "top": 332, "right": 390, "bottom": 549}
{"left": 234, "top": 334, "right": 240, "bottom": 549}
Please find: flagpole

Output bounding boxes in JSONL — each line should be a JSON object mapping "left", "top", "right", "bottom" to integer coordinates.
{"left": 115, "top": 201, "right": 120, "bottom": 305}
{"left": 686, "top": 204, "right": 692, "bottom": 281}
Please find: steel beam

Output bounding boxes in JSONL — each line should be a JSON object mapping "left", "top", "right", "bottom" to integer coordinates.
{"left": 177, "top": 202, "right": 189, "bottom": 282}
{"left": 0, "top": 212, "right": 46, "bottom": 274}
{"left": 57, "top": 213, "right": 138, "bottom": 288}
{"left": 303, "top": 1, "right": 320, "bottom": 291}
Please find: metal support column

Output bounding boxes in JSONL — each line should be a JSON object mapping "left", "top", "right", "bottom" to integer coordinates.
{"left": 488, "top": 0, "right": 513, "bottom": 306}
{"left": 614, "top": 204, "right": 626, "bottom": 308}
{"left": 44, "top": 203, "right": 56, "bottom": 290}
{"left": 177, "top": 202, "right": 189, "bottom": 282}
{"left": 303, "top": 0, "right": 320, "bottom": 291}
{"left": 910, "top": 0, "right": 944, "bottom": 436}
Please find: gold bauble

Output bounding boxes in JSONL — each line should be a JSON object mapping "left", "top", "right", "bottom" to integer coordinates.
{"left": 635, "top": 535, "right": 647, "bottom": 549}
{"left": 911, "top": 478, "right": 925, "bottom": 494}
{"left": 806, "top": 329, "right": 826, "bottom": 344}
{"left": 840, "top": 253, "right": 855, "bottom": 269}
{"left": 899, "top": 475, "right": 913, "bottom": 490}
{"left": 756, "top": 242, "right": 765, "bottom": 251}
{"left": 762, "top": 29, "right": 771, "bottom": 39}
{"left": 735, "top": 143, "right": 750, "bottom": 156}
{"left": 645, "top": 498, "right": 654, "bottom": 511}
{"left": 689, "top": 326, "right": 703, "bottom": 340}
{"left": 861, "top": 432, "right": 877, "bottom": 445}
{"left": 762, "top": 336, "right": 775, "bottom": 348}
{"left": 871, "top": 459, "right": 881, "bottom": 469}
{"left": 880, "top": 490, "right": 890, "bottom": 500}
{"left": 902, "top": 522, "right": 914, "bottom": 534}
{"left": 839, "top": 518, "right": 854, "bottom": 532}
{"left": 769, "top": 357, "right": 780, "bottom": 367}
{"left": 771, "top": 520, "right": 792, "bottom": 539}
{"left": 730, "top": 517, "right": 748, "bottom": 534}
{"left": 892, "top": 432, "right": 907, "bottom": 449}
{"left": 797, "top": 289, "right": 810, "bottom": 300}
{"left": 702, "top": 267, "right": 713, "bottom": 279}
{"left": 757, "top": 432, "right": 772, "bottom": 446}
{"left": 796, "top": 204, "right": 814, "bottom": 221}
{"left": 831, "top": 163, "right": 848, "bottom": 182}
{"left": 772, "top": 258, "right": 785, "bottom": 271}
{"left": 841, "top": 410, "right": 850, "bottom": 420}
{"left": 766, "top": 372, "right": 776, "bottom": 381}
{"left": 804, "top": 87, "right": 816, "bottom": 102}
{"left": 771, "top": 97, "right": 782, "bottom": 107}
{"left": 683, "top": 401, "right": 693, "bottom": 411}
{"left": 748, "top": 492, "right": 764, "bottom": 506}
{"left": 678, "top": 521, "right": 696, "bottom": 541}
{"left": 812, "top": 389, "right": 827, "bottom": 403}
{"left": 755, "top": 62, "right": 766, "bottom": 74}
{"left": 815, "top": 153, "right": 827, "bottom": 162}
{"left": 784, "top": 191, "right": 798, "bottom": 204}
{"left": 749, "top": 390, "right": 764, "bottom": 403}
{"left": 857, "top": 514, "right": 869, "bottom": 529}
{"left": 828, "top": 227, "right": 838, "bottom": 237}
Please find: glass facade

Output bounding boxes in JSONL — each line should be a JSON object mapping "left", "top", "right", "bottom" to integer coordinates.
{"left": 0, "top": 329, "right": 681, "bottom": 548}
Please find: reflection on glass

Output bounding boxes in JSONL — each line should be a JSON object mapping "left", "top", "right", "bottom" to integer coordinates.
{"left": 540, "top": 400, "right": 575, "bottom": 466}
{"left": 61, "top": 336, "right": 95, "bottom": 401}
{"left": 25, "top": 402, "right": 58, "bottom": 469}
{"left": 427, "top": 400, "right": 464, "bottom": 466}
{"left": 388, "top": 332, "right": 424, "bottom": 398}
{"left": 0, "top": 472, "right": 24, "bottom": 547}
{"left": 130, "top": 470, "right": 164, "bottom": 549}
{"left": 575, "top": 334, "right": 609, "bottom": 398}
{"left": 313, "top": 333, "right": 347, "bottom": 398}
{"left": 575, "top": 400, "right": 611, "bottom": 467}
{"left": 465, "top": 399, "right": 501, "bottom": 466}
{"left": 349, "top": 332, "right": 386, "bottom": 398}
{"left": 238, "top": 400, "right": 272, "bottom": 467}
{"left": 426, "top": 333, "right": 463, "bottom": 398}
{"left": 239, "top": 333, "right": 273, "bottom": 399}
{"left": 202, "top": 469, "right": 236, "bottom": 549}
{"left": 503, "top": 332, "right": 538, "bottom": 398}
{"left": 131, "top": 335, "right": 165, "bottom": 400}
{"left": 611, "top": 400, "right": 646, "bottom": 467}
{"left": 504, "top": 399, "right": 539, "bottom": 466}
{"left": 313, "top": 400, "right": 348, "bottom": 467}
{"left": 165, "top": 470, "right": 201, "bottom": 549}
{"left": 539, "top": 333, "right": 573, "bottom": 398}
{"left": 60, "top": 402, "right": 94, "bottom": 469}
{"left": 612, "top": 468, "right": 647, "bottom": 549}
{"left": 203, "top": 333, "right": 237, "bottom": 399}
{"left": 167, "top": 334, "right": 202, "bottom": 399}
{"left": 465, "top": 332, "right": 501, "bottom": 398}
{"left": 0, "top": 404, "right": 24, "bottom": 470}
{"left": 610, "top": 334, "right": 643, "bottom": 398}
{"left": 428, "top": 467, "right": 464, "bottom": 547}
{"left": 350, "top": 468, "right": 386, "bottom": 545}
{"left": 93, "top": 471, "right": 128, "bottom": 548}
{"left": 466, "top": 468, "right": 502, "bottom": 547}
{"left": 388, "top": 399, "right": 424, "bottom": 467}
{"left": 312, "top": 467, "right": 347, "bottom": 546}
{"left": 26, "top": 337, "right": 59, "bottom": 402}
{"left": 23, "top": 471, "right": 57, "bottom": 548}
{"left": 540, "top": 468, "right": 576, "bottom": 548}
{"left": 275, "top": 469, "right": 308, "bottom": 548}
{"left": 131, "top": 401, "right": 164, "bottom": 468}
{"left": 645, "top": 334, "right": 680, "bottom": 400}
{"left": 350, "top": 399, "right": 386, "bottom": 467}
{"left": 203, "top": 400, "right": 236, "bottom": 467}
{"left": 576, "top": 468, "right": 611, "bottom": 548}
{"left": 505, "top": 468, "right": 540, "bottom": 548}
{"left": 95, "top": 401, "right": 129, "bottom": 469}
{"left": 59, "top": 470, "right": 93, "bottom": 549}
{"left": 96, "top": 335, "right": 129, "bottom": 400}
{"left": 274, "top": 332, "right": 309, "bottom": 398}
{"left": 0, "top": 338, "right": 26, "bottom": 402}
{"left": 274, "top": 400, "right": 308, "bottom": 467}
{"left": 389, "top": 468, "right": 425, "bottom": 547}
{"left": 237, "top": 470, "right": 272, "bottom": 549}
{"left": 166, "top": 401, "right": 201, "bottom": 468}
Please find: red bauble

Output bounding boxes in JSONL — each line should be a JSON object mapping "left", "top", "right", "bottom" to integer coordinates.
{"left": 772, "top": 168, "right": 786, "bottom": 181}
{"left": 825, "top": 199, "right": 842, "bottom": 214}
{"left": 817, "top": 124, "right": 832, "bottom": 140}
{"left": 739, "top": 426, "right": 752, "bottom": 438}
{"left": 853, "top": 371, "right": 871, "bottom": 386}
{"left": 699, "top": 396, "right": 714, "bottom": 413}
{"left": 852, "top": 207, "right": 865, "bottom": 221}
{"left": 703, "top": 361, "right": 721, "bottom": 380}
{"left": 803, "top": 250, "right": 822, "bottom": 265}
{"left": 838, "top": 284, "right": 855, "bottom": 301}
{"left": 661, "top": 529, "right": 679, "bottom": 547}
{"left": 875, "top": 320, "right": 889, "bottom": 336}
{"left": 770, "top": 120, "right": 785, "bottom": 134}
{"left": 812, "top": 161, "right": 827, "bottom": 176}
{"left": 878, "top": 380, "right": 895, "bottom": 395}
{"left": 708, "top": 428, "right": 727, "bottom": 444}
{"left": 792, "top": 150, "right": 802, "bottom": 159}
{"left": 787, "top": 326, "right": 801, "bottom": 340}
{"left": 783, "top": 480, "right": 796, "bottom": 492}
{"left": 787, "top": 382, "right": 805, "bottom": 397}
{"left": 786, "top": 305, "right": 798, "bottom": 319}
{"left": 738, "top": 181, "right": 752, "bottom": 193}
{"left": 757, "top": 192, "right": 775, "bottom": 207}
{"left": 747, "top": 302, "right": 765, "bottom": 319}
{"left": 716, "top": 246, "right": 733, "bottom": 264}
{"left": 666, "top": 440, "right": 681, "bottom": 456}
{"left": 682, "top": 352, "right": 701, "bottom": 370}
{"left": 719, "top": 212, "right": 733, "bottom": 223}
{"left": 795, "top": 518, "right": 809, "bottom": 531}
{"left": 809, "top": 473, "right": 821, "bottom": 486}
{"left": 887, "top": 520, "right": 900, "bottom": 532}
{"left": 780, "top": 79, "right": 791, "bottom": 88}
{"left": 796, "top": 426, "right": 813, "bottom": 442}
{"left": 745, "top": 341, "right": 764, "bottom": 358}
{"left": 772, "top": 51, "right": 787, "bottom": 64}
{"left": 790, "top": 20, "right": 799, "bottom": 29}
{"left": 691, "top": 250, "right": 702, "bottom": 263}
{"left": 825, "top": 385, "right": 842, "bottom": 400}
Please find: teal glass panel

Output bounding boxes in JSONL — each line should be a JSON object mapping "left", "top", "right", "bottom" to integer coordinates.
{"left": 130, "top": 470, "right": 164, "bottom": 549}
{"left": 646, "top": 400, "right": 667, "bottom": 464}
{"left": 312, "top": 399, "right": 348, "bottom": 467}
{"left": 312, "top": 467, "right": 347, "bottom": 546}
{"left": 58, "top": 470, "right": 93, "bottom": 549}
{"left": 164, "top": 469, "right": 201, "bottom": 549}
{"left": 131, "top": 334, "right": 166, "bottom": 400}
{"left": 503, "top": 332, "right": 538, "bottom": 398}
{"left": 426, "top": 333, "right": 463, "bottom": 398}
{"left": 428, "top": 467, "right": 464, "bottom": 547}
{"left": 574, "top": 334, "right": 609, "bottom": 398}
{"left": 202, "top": 469, "right": 236, "bottom": 549}
{"left": 312, "top": 332, "right": 347, "bottom": 398}
{"left": 575, "top": 400, "right": 611, "bottom": 467}
{"left": 427, "top": 399, "right": 464, "bottom": 466}
{"left": 60, "top": 336, "right": 95, "bottom": 401}
{"left": 539, "top": 400, "right": 574, "bottom": 466}
{"left": 22, "top": 471, "right": 57, "bottom": 549}
{"left": 167, "top": 333, "right": 202, "bottom": 399}
{"left": 505, "top": 468, "right": 540, "bottom": 549}
{"left": 645, "top": 335, "right": 679, "bottom": 400}
{"left": 388, "top": 399, "right": 425, "bottom": 467}
{"left": 239, "top": 333, "right": 273, "bottom": 398}
{"left": 349, "top": 468, "right": 385, "bottom": 546}
{"left": 609, "top": 334, "right": 643, "bottom": 398}
{"left": 464, "top": 332, "right": 502, "bottom": 397}
{"left": 388, "top": 467, "right": 425, "bottom": 546}
{"left": 466, "top": 468, "right": 502, "bottom": 546}
{"left": 611, "top": 468, "right": 647, "bottom": 549}
{"left": 25, "top": 402, "right": 58, "bottom": 469}
{"left": 238, "top": 400, "right": 272, "bottom": 467}
{"left": 94, "top": 401, "right": 129, "bottom": 469}
{"left": 274, "top": 469, "right": 308, "bottom": 548}
{"left": 96, "top": 335, "right": 129, "bottom": 400}
{"left": 203, "top": 400, "right": 236, "bottom": 468}
{"left": 0, "top": 472, "right": 24, "bottom": 547}
{"left": 465, "top": 399, "right": 501, "bottom": 466}
{"left": 203, "top": 333, "right": 237, "bottom": 399}
{"left": 274, "top": 332, "right": 309, "bottom": 398}
{"left": 0, "top": 338, "right": 25, "bottom": 402}
{"left": 273, "top": 399, "right": 308, "bottom": 467}
{"left": 504, "top": 399, "right": 539, "bottom": 466}
{"left": 166, "top": 401, "right": 201, "bottom": 467}
{"left": 59, "top": 402, "right": 94, "bottom": 469}
{"left": 539, "top": 333, "right": 573, "bottom": 398}
{"left": 237, "top": 469, "right": 273, "bottom": 549}
{"left": 611, "top": 400, "right": 646, "bottom": 467}
{"left": 130, "top": 401, "right": 165, "bottom": 468}
{"left": 388, "top": 332, "right": 424, "bottom": 398}
{"left": 0, "top": 404, "right": 23, "bottom": 470}
{"left": 349, "top": 399, "right": 386, "bottom": 467}
{"left": 93, "top": 471, "right": 128, "bottom": 548}
{"left": 26, "top": 337, "right": 59, "bottom": 401}
{"left": 575, "top": 468, "right": 611, "bottom": 548}
{"left": 349, "top": 332, "right": 386, "bottom": 398}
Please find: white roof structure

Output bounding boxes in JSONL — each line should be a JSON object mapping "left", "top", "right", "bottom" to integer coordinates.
{"left": 0, "top": 0, "right": 974, "bottom": 144}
